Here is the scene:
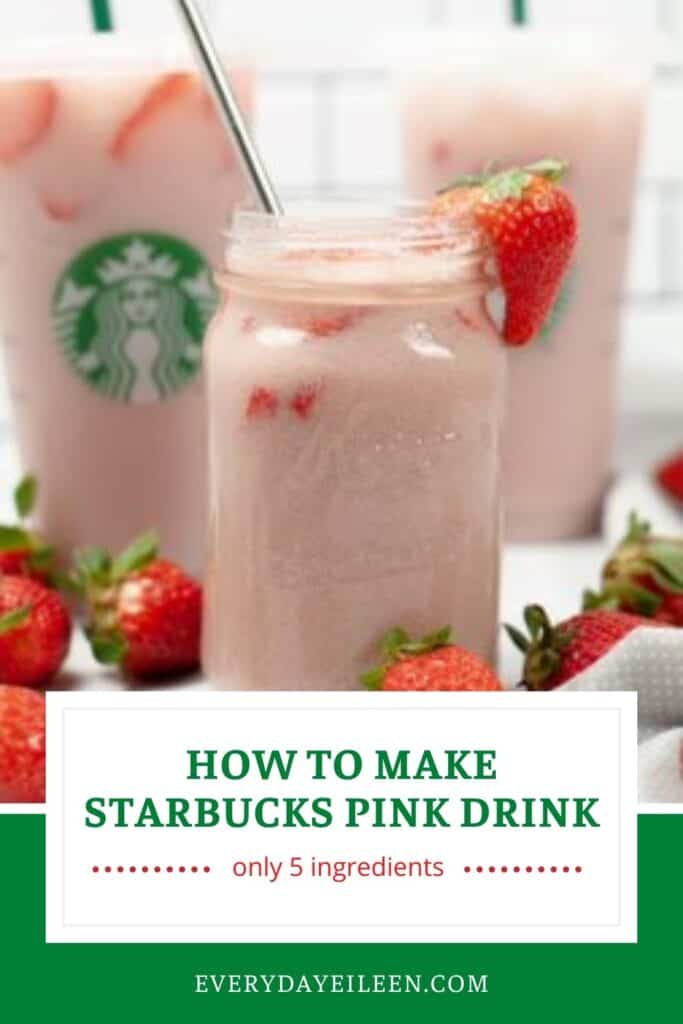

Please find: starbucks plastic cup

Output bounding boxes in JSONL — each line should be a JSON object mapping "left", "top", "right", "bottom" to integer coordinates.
{"left": 0, "top": 35, "right": 252, "bottom": 571}
{"left": 396, "top": 31, "right": 651, "bottom": 540}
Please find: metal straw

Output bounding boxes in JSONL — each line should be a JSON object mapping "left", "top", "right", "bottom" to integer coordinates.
{"left": 174, "top": 0, "right": 283, "bottom": 215}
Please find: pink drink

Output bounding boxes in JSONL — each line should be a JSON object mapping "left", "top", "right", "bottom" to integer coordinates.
{"left": 0, "top": 37, "right": 252, "bottom": 571}
{"left": 398, "top": 33, "right": 649, "bottom": 540}
{"left": 204, "top": 205, "right": 505, "bottom": 690}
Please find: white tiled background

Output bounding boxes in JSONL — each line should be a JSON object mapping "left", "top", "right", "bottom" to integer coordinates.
{"left": 1, "top": 0, "right": 682, "bottom": 444}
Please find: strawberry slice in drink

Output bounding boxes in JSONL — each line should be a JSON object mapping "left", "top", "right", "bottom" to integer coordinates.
{"left": 246, "top": 388, "right": 279, "bottom": 420}
{"left": 453, "top": 307, "right": 482, "bottom": 333}
{"left": 0, "top": 81, "right": 57, "bottom": 164}
{"left": 110, "top": 73, "right": 198, "bottom": 161}
{"left": 282, "top": 246, "right": 376, "bottom": 339}
{"left": 290, "top": 382, "right": 322, "bottom": 420}
{"left": 299, "top": 312, "right": 360, "bottom": 338}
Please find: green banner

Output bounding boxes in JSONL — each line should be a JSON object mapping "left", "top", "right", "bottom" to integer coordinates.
{"left": 0, "top": 813, "right": 680, "bottom": 1020}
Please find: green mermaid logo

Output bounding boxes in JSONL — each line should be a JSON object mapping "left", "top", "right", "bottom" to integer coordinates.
{"left": 52, "top": 233, "right": 218, "bottom": 403}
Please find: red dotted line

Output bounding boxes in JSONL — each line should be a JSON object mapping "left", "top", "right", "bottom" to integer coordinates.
{"left": 92, "top": 866, "right": 211, "bottom": 874}
{"left": 464, "top": 865, "right": 582, "bottom": 874}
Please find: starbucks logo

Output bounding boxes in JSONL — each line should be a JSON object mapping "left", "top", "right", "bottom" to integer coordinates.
{"left": 52, "top": 233, "right": 218, "bottom": 403}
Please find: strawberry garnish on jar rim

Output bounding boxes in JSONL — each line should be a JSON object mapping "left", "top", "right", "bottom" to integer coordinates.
{"left": 431, "top": 158, "right": 578, "bottom": 346}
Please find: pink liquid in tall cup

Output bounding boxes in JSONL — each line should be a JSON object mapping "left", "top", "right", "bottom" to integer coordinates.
{"left": 0, "top": 36, "right": 252, "bottom": 571}
{"left": 204, "top": 204, "right": 505, "bottom": 690}
{"left": 398, "top": 32, "right": 650, "bottom": 540}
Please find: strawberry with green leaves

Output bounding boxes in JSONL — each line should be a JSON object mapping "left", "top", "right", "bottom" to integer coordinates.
{"left": 431, "top": 159, "right": 578, "bottom": 346}
{"left": 0, "top": 476, "right": 55, "bottom": 583}
{"left": 506, "top": 604, "right": 659, "bottom": 690}
{"left": 655, "top": 449, "right": 683, "bottom": 506}
{"left": 362, "top": 626, "right": 503, "bottom": 692}
{"left": 584, "top": 512, "right": 683, "bottom": 626}
{"left": 73, "top": 532, "right": 202, "bottom": 680}
{"left": 0, "top": 575, "right": 71, "bottom": 688}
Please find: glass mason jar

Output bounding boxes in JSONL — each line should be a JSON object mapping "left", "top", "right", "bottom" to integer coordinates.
{"left": 203, "top": 202, "right": 505, "bottom": 690}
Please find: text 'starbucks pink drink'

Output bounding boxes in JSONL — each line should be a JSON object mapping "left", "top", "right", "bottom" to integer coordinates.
{"left": 204, "top": 204, "right": 505, "bottom": 690}
{"left": 0, "top": 37, "right": 252, "bottom": 571}
{"left": 398, "top": 32, "right": 650, "bottom": 540}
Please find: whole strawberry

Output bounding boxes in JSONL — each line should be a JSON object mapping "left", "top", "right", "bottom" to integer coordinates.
{"left": 0, "top": 686, "right": 45, "bottom": 803}
{"left": 431, "top": 159, "right": 578, "bottom": 346}
{"left": 0, "top": 475, "right": 55, "bottom": 583}
{"left": 73, "top": 532, "right": 202, "bottom": 680}
{"left": 655, "top": 449, "right": 683, "bottom": 505}
{"left": 0, "top": 576, "right": 71, "bottom": 688}
{"left": 362, "top": 626, "right": 503, "bottom": 692}
{"left": 583, "top": 512, "right": 683, "bottom": 626}
{"left": 505, "top": 604, "right": 658, "bottom": 690}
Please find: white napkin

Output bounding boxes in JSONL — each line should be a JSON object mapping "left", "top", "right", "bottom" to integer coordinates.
{"left": 556, "top": 627, "right": 683, "bottom": 802}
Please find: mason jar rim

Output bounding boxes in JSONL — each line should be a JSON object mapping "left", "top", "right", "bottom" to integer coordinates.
{"left": 220, "top": 198, "right": 494, "bottom": 303}
{"left": 225, "top": 197, "right": 485, "bottom": 253}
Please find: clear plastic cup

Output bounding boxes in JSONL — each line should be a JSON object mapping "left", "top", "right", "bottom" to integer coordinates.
{"left": 0, "top": 35, "right": 252, "bottom": 571}
{"left": 397, "top": 31, "right": 651, "bottom": 540}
